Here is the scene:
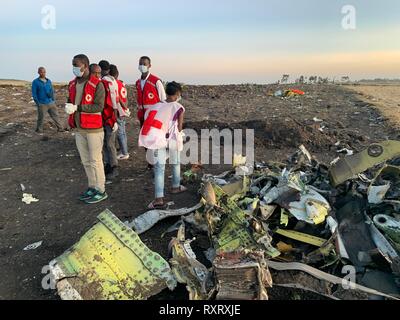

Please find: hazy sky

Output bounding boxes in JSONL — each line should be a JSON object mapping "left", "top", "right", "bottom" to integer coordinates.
{"left": 1, "top": 0, "right": 399, "bottom": 84}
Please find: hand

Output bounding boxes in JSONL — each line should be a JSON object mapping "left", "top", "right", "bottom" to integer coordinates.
{"left": 177, "top": 130, "right": 186, "bottom": 143}
{"left": 179, "top": 130, "right": 186, "bottom": 138}
{"left": 65, "top": 103, "right": 78, "bottom": 115}
{"left": 112, "top": 123, "right": 119, "bottom": 132}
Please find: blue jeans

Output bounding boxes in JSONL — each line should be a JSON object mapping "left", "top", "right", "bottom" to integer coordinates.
{"left": 103, "top": 126, "right": 118, "bottom": 168}
{"left": 153, "top": 148, "right": 181, "bottom": 198}
{"left": 117, "top": 118, "right": 128, "bottom": 156}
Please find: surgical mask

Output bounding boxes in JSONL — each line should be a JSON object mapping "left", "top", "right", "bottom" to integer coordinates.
{"left": 138, "top": 65, "right": 148, "bottom": 74}
{"left": 176, "top": 96, "right": 182, "bottom": 103}
{"left": 73, "top": 66, "right": 84, "bottom": 78}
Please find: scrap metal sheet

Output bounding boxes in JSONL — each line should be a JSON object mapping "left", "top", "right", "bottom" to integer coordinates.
{"left": 49, "top": 209, "right": 177, "bottom": 300}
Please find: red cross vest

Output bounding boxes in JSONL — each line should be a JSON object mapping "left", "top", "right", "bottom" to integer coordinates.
{"left": 68, "top": 76, "right": 103, "bottom": 129}
{"left": 117, "top": 79, "right": 128, "bottom": 109}
{"left": 136, "top": 74, "right": 161, "bottom": 122}
{"left": 138, "top": 101, "right": 184, "bottom": 150}
{"left": 102, "top": 79, "right": 118, "bottom": 128}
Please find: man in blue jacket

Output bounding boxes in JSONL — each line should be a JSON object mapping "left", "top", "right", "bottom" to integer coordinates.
{"left": 31, "top": 67, "right": 64, "bottom": 133}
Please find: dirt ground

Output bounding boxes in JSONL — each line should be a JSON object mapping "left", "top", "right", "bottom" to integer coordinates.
{"left": 346, "top": 84, "right": 400, "bottom": 129}
{"left": 0, "top": 82, "right": 399, "bottom": 300}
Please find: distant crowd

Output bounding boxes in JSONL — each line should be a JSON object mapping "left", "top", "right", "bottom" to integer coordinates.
{"left": 32, "top": 54, "right": 186, "bottom": 208}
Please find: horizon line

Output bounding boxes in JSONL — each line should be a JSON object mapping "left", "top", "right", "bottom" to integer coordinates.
{"left": 2, "top": 77, "right": 400, "bottom": 87}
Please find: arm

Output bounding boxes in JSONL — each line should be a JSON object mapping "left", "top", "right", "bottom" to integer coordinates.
{"left": 124, "top": 86, "right": 128, "bottom": 109}
{"left": 138, "top": 110, "right": 144, "bottom": 127}
{"left": 110, "top": 81, "right": 119, "bottom": 118}
{"left": 120, "top": 99, "right": 127, "bottom": 110}
{"left": 119, "top": 85, "right": 128, "bottom": 117}
{"left": 78, "top": 82, "right": 105, "bottom": 113}
{"left": 117, "top": 103, "right": 125, "bottom": 119}
{"left": 67, "top": 83, "right": 72, "bottom": 103}
{"left": 31, "top": 80, "right": 39, "bottom": 106}
{"left": 177, "top": 109, "right": 184, "bottom": 132}
{"left": 120, "top": 81, "right": 128, "bottom": 110}
{"left": 50, "top": 81, "right": 55, "bottom": 102}
{"left": 156, "top": 80, "right": 166, "bottom": 102}
{"left": 110, "top": 81, "right": 119, "bottom": 110}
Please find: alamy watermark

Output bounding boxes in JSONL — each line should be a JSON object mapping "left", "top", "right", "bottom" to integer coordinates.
{"left": 341, "top": 265, "right": 357, "bottom": 290}
{"left": 41, "top": 263, "right": 56, "bottom": 290}
{"left": 40, "top": 4, "right": 357, "bottom": 31}
{"left": 41, "top": 5, "right": 56, "bottom": 30}
{"left": 145, "top": 128, "right": 255, "bottom": 174}
{"left": 341, "top": 5, "right": 356, "bottom": 30}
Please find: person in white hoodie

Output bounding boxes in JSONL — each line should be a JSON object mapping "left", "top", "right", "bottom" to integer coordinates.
{"left": 138, "top": 81, "right": 186, "bottom": 209}
{"left": 109, "top": 64, "right": 130, "bottom": 160}
{"left": 99, "top": 60, "right": 120, "bottom": 180}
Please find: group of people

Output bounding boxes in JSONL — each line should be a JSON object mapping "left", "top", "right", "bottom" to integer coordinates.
{"left": 32, "top": 54, "right": 187, "bottom": 207}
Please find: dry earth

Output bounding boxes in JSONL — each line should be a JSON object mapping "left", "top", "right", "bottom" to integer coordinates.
{"left": 346, "top": 84, "right": 400, "bottom": 129}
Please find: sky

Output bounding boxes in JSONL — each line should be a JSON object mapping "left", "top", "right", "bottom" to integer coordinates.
{"left": 0, "top": 0, "right": 400, "bottom": 84}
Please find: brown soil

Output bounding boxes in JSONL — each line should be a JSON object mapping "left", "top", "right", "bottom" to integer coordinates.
{"left": 346, "top": 84, "right": 400, "bottom": 129}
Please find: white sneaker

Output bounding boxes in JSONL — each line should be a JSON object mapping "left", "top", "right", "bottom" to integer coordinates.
{"left": 117, "top": 154, "right": 130, "bottom": 160}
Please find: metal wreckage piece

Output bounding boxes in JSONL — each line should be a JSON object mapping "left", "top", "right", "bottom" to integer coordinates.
{"left": 125, "top": 203, "right": 203, "bottom": 234}
{"left": 49, "top": 209, "right": 176, "bottom": 300}
{"left": 168, "top": 222, "right": 214, "bottom": 300}
{"left": 208, "top": 181, "right": 279, "bottom": 257}
{"left": 268, "top": 261, "right": 399, "bottom": 300}
{"left": 373, "top": 214, "right": 400, "bottom": 253}
{"left": 154, "top": 177, "right": 276, "bottom": 300}
{"left": 367, "top": 165, "right": 400, "bottom": 205}
{"left": 366, "top": 214, "right": 400, "bottom": 275}
{"left": 329, "top": 140, "right": 400, "bottom": 187}
{"left": 200, "top": 180, "right": 276, "bottom": 300}
{"left": 213, "top": 251, "right": 273, "bottom": 300}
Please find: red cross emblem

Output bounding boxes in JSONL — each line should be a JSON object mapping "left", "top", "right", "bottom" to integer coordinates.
{"left": 121, "top": 87, "right": 127, "bottom": 98}
{"left": 142, "top": 110, "right": 162, "bottom": 136}
{"left": 85, "top": 94, "right": 93, "bottom": 103}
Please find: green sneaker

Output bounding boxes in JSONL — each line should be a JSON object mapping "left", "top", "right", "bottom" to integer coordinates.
{"left": 79, "top": 188, "right": 97, "bottom": 201}
{"left": 85, "top": 190, "right": 108, "bottom": 204}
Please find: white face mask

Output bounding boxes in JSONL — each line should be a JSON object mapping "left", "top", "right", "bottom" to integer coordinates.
{"left": 176, "top": 96, "right": 182, "bottom": 102}
{"left": 138, "top": 65, "right": 148, "bottom": 74}
{"left": 73, "top": 66, "right": 84, "bottom": 78}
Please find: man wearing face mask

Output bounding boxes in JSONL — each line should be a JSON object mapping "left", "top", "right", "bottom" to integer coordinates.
{"left": 136, "top": 56, "right": 166, "bottom": 128}
{"left": 136, "top": 56, "right": 166, "bottom": 170}
{"left": 65, "top": 54, "right": 108, "bottom": 204}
